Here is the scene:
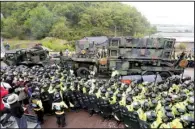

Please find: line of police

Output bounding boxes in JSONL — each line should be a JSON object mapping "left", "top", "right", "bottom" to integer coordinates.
{"left": 1, "top": 65, "right": 194, "bottom": 128}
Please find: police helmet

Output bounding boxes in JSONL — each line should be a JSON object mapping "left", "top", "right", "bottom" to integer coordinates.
{"left": 132, "top": 101, "right": 141, "bottom": 111}
{"left": 142, "top": 102, "right": 150, "bottom": 111}
{"left": 66, "top": 82, "right": 71, "bottom": 88}
{"left": 186, "top": 105, "right": 194, "bottom": 113}
{"left": 118, "top": 82, "right": 122, "bottom": 87}
{"left": 188, "top": 97, "right": 194, "bottom": 105}
{"left": 116, "top": 94, "right": 122, "bottom": 101}
{"left": 150, "top": 99, "right": 158, "bottom": 109}
{"left": 146, "top": 111, "right": 157, "bottom": 123}
{"left": 108, "top": 91, "right": 113, "bottom": 98}
{"left": 172, "top": 95, "right": 180, "bottom": 103}
{"left": 176, "top": 108, "right": 185, "bottom": 117}
{"left": 101, "top": 88, "right": 106, "bottom": 94}
{"left": 53, "top": 92, "right": 62, "bottom": 102}
{"left": 162, "top": 111, "right": 174, "bottom": 123}
{"left": 181, "top": 116, "right": 194, "bottom": 128}
{"left": 119, "top": 87, "right": 124, "bottom": 93}
{"left": 126, "top": 97, "right": 132, "bottom": 105}
{"left": 151, "top": 93, "right": 156, "bottom": 99}
{"left": 164, "top": 106, "right": 172, "bottom": 112}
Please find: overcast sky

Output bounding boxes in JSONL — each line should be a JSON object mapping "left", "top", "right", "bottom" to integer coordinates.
{"left": 122, "top": 2, "right": 194, "bottom": 25}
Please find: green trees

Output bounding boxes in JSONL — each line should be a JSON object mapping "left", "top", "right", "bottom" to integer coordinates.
{"left": 1, "top": 2, "right": 157, "bottom": 41}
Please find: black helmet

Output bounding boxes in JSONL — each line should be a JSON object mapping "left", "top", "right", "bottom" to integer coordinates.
{"left": 66, "top": 82, "right": 71, "bottom": 88}
{"left": 108, "top": 91, "right": 113, "bottom": 98}
{"left": 123, "top": 84, "right": 129, "bottom": 90}
{"left": 117, "top": 82, "right": 122, "bottom": 87}
{"left": 94, "top": 86, "right": 99, "bottom": 93}
{"left": 150, "top": 99, "right": 158, "bottom": 109}
{"left": 151, "top": 93, "right": 156, "bottom": 99}
{"left": 188, "top": 97, "right": 194, "bottom": 105}
{"left": 175, "top": 108, "right": 185, "bottom": 117}
{"left": 172, "top": 95, "right": 180, "bottom": 103}
{"left": 144, "top": 92, "right": 150, "bottom": 98}
{"left": 142, "top": 102, "right": 150, "bottom": 111}
{"left": 116, "top": 94, "right": 122, "bottom": 101}
{"left": 161, "top": 98, "right": 171, "bottom": 106}
{"left": 111, "top": 86, "right": 115, "bottom": 92}
{"left": 109, "top": 79, "right": 114, "bottom": 85}
{"left": 32, "top": 92, "right": 40, "bottom": 99}
{"left": 126, "top": 97, "right": 132, "bottom": 105}
{"left": 180, "top": 116, "right": 194, "bottom": 128}
{"left": 101, "top": 88, "right": 106, "bottom": 94}
{"left": 162, "top": 112, "right": 174, "bottom": 123}
{"left": 164, "top": 106, "right": 172, "bottom": 112}
{"left": 162, "top": 84, "right": 168, "bottom": 91}
{"left": 119, "top": 87, "right": 123, "bottom": 93}
{"left": 146, "top": 111, "right": 157, "bottom": 123}
{"left": 77, "top": 77, "right": 81, "bottom": 81}
{"left": 161, "top": 92, "right": 168, "bottom": 98}
{"left": 31, "top": 92, "right": 38, "bottom": 99}
{"left": 180, "top": 93, "right": 187, "bottom": 101}
{"left": 186, "top": 105, "right": 194, "bottom": 113}
{"left": 74, "top": 80, "right": 79, "bottom": 86}
{"left": 132, "top": 101, "right": 141, "bottom": 111}
{"left": 53, "top": 92, "right": 62, "bottom": 102}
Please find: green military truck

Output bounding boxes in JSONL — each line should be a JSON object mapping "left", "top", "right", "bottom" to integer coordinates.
{"left": 61, "top": 36, "right": 186, "bottom": 80}
{"left": 3, "top": 47, "right": 50, "bottom": 67}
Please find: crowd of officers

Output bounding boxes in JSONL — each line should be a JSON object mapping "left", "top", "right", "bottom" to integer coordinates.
{"left": 1, "top": 65, "right": 194, "bottom": 128}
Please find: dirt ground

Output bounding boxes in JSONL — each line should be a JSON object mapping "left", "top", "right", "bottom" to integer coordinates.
{"left": 41, "top": 110, "right": 125, "bottom": 128}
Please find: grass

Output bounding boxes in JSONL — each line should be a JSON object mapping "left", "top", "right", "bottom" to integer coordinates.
{"left": 4, "top": 37, "right": 75, "bottom": 51}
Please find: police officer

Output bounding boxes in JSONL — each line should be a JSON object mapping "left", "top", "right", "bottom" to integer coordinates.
{"left": 180, "top": 115, "right": 194, "bottom": 129}
{"left": 31, "top": 92, "right": 44, "bottom": 124}
{"left": 52, "top": 92, "right": 68, "bottom": 127}
{"left": 158, "top": 111, "right": 175, "bottom": 128}
{"left": 40, "top": 81, "right": 52, "bottom": 115}
{"left": 145, "top": 111, "right": 158, "bottom": 128}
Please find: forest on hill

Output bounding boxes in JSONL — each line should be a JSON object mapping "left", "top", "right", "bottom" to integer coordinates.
{"left": 1, "top": 2, "right": 157, "bottom": 41}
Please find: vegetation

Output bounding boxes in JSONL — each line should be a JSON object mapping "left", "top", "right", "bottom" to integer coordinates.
{"left": 177, "top": 43, "right": 187, "bottom": 50}
{"left": 1, "top": 2, "right": 157, "bottom": 51}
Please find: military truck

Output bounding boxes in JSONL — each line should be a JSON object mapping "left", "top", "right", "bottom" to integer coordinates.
{"left": 3, "top": 47, "right": 50, "bottom": 67}
{"left": 68, "top": 36, "right": 185, "bottom": 79}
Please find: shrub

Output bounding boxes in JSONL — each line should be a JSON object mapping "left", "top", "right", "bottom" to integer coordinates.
{"left": 41, "top": 37, "right": 75, "bottom": 51}
{"left": 178, "top": 43, "right": 187, "bottom": 50}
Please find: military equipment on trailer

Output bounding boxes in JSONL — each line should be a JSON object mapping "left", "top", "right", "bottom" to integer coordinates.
{"left": 3, "top": 47, "right": 49, "bottom": 67}
{"left": 61, "top": 36, "right": 185, "bottom": 79}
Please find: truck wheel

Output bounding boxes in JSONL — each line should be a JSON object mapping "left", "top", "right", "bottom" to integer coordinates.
{"left": 76, "top": 67, "right": 90, "bottom": 78}
{"left": 160, "top": 72, "right": 171, "bottom": 80}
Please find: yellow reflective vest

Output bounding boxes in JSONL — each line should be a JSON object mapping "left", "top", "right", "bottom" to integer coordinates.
{"left": 52, "top": 101, "right": 68, "bottom": 115}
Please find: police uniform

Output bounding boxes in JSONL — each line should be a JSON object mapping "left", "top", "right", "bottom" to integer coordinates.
{"left": 31, "top": 92, "right": 44, "bottom": 124}
{"left": 40, "top": 83, "right": 52, "bottom": 115}
{"left": 52, "top": 93, "right": 68, "bottom": 127}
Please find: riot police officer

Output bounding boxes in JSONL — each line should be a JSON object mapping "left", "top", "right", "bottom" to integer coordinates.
{"left": 40, "top": 82, "right": 52, "bottom": 115}
{"left": 52, "top": 92, "right": 68, "bottom": 127}
{"left": 31, "top": 92, "right": 44, "bottom": 124}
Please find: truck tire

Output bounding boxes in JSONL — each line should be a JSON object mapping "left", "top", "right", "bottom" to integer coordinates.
{"left": 76, "top": 67, "right": 90, "bottom": 78}
{"left": 160, "top": 72, "right": 171, "bottom": 80}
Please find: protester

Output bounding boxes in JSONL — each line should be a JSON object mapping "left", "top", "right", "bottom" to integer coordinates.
{"left": 7, "top": 93, "right": 28, "bottom": 128}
